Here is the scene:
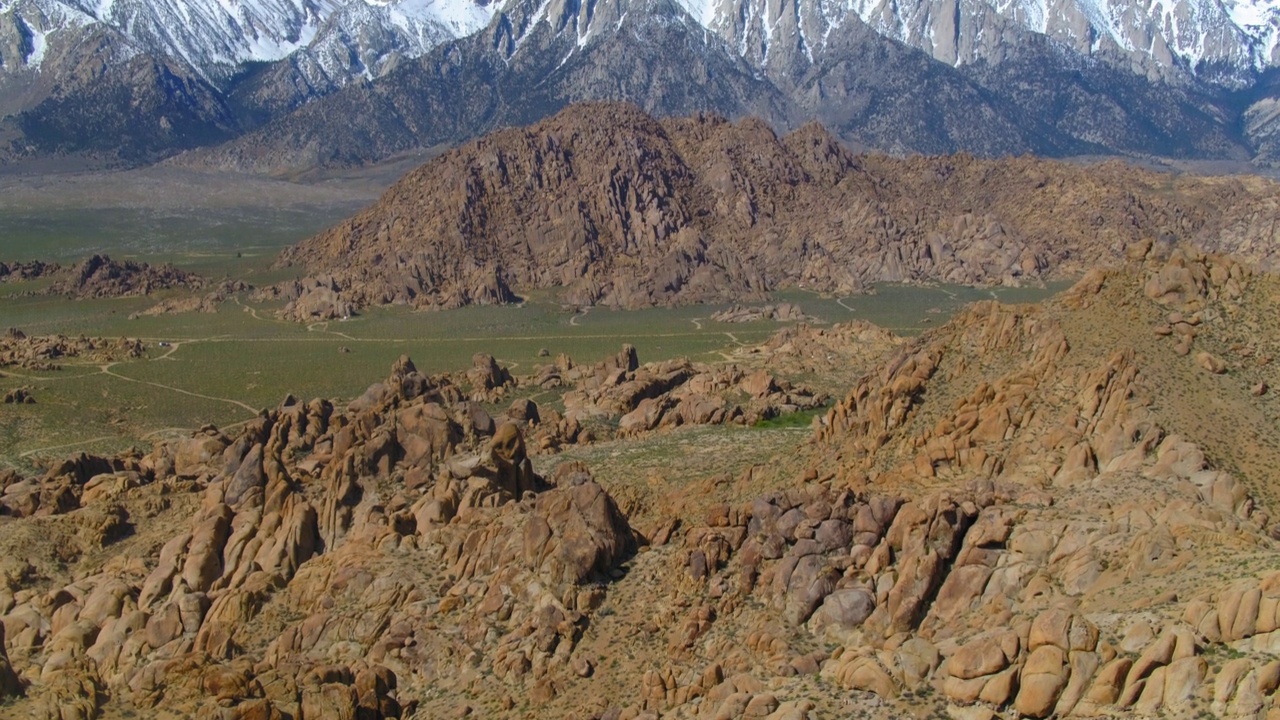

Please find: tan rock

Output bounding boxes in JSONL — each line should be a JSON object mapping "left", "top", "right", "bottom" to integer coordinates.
{"left": 946, "top": 631, "right": 1019, "bottom": 680}
{"left": 743, "top": 694, "right": 779, "bottom": 717}
{"left": 763, "top": 701, "right": 815, "bottom": 720}
{"left": 1214, "top": 658, "right": 1253, "bottom": 713}
{"left": 894, "top": 637, "right": 940, "bottom": 688}
{"left": 1162, "top": 656, "right": 1206, "bottom": 712}
{"left": 977, "top": 666, "right": 1017, "bottom": 705}
{"left": 1257, "top": 659, "right": 1280, "bottom": 695}
{"left": 1194, "top": 351, "right": 1227, "bottom": 374}
{"left": 1015, "top": 645, "right": 1068, "bottom": 718}
{"left": 1134, "top": 666, "right": 1167, "bottom": 714}
{"left": 1119, "top": 620, "right": 1155, "bottom": 653}
{"left": 828, "top": 654, "right": 897, "bottom": 698}
{"left": 1053, "top": 650, "right": 1099, "bottom": 717}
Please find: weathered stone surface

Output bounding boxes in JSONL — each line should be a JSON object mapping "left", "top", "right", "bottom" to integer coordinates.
{"left": 1015, "top": 645, "right": 1068, "bottom": 718}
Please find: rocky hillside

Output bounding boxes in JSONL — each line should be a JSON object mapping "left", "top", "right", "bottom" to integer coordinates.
{"left": 1, "top": 239, "right": 1279, "bottom": 718}
{"left": 277, "top": 103, "right": 1280, "bottom": 314}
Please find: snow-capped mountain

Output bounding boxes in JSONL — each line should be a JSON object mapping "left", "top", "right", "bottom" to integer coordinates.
{"left": 0, "top": 0, "right": 497, "bottom": 82}
{"left": 667, "top": 0, "right": 1280, "bottom": 86}
{"left": 4, "top": 0, "right": 1280, "bottom": 168}
{"left": 4, "top": 0, "right": 1279, "bottom": 89}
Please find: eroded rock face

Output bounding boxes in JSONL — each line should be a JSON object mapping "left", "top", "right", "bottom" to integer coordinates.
{"left": 609, "top": 247, "right": 1280, "bottom": 719}
{"left": 711, "top": 303, "right": 815, "bottom": 323}
{"left": 258, "top": 276, "right": 356, "bottom": 322}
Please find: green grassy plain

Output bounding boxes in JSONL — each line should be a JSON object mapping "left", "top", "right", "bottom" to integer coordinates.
{"left": 0, "top": 204, "right": 1065, "bottom": 470}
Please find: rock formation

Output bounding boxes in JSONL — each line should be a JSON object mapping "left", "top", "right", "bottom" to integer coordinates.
{"left": 2, "top": 387, "right": 34, "bottom": 404}
{"left": 710, "top": 304, "right": 815, "bottom": 324}
{"left": 0, "top": 356, "right": 638, "bottom": 718}
{"left": 277, "top": 103, "right": 1280, "bottom": 316}
{"left": 2, "top": 241, "right": 1280, "bottom": 718}
{"left": 131, "top": 280, "right": 250, "bottom": 318}
{"left": 0, "top": 329, "right": 145, "bottom": 371}
{"left": 46, "top": 255, "right": 205, "bottom": 299}
{"left": 0, "top": 260, "right": 60, "bottom": 282}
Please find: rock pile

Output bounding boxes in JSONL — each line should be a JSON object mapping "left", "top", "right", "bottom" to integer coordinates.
{"left": 574, "top": 248, "right": 1280, "bottom": 719}
{"left": 131, "top": 280, "right": 250, "bottom": 317}
{"left": 525, "top": 345, "right": 827, "bottom": 443}
{"left": 2, "top": 387, "right": 34, "bottom": 404}
{"left": 253, "top": 276, "right": 356, "bottom": 322}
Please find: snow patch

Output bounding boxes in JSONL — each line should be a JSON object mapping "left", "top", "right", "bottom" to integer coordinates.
{"left": 673, "top": 0, "right": 716, "bottom": 26}
{"left": 27, "top": 25, "right": 47, "bottom": 67}
{"left": 243, "top": 20, "right": 319, "bottom": 60}
{"left": 383, "top": 0, "right": 498, "bottom": 37}
{"left": 1227, "top": 0, "right": 1278, "bottom": 28}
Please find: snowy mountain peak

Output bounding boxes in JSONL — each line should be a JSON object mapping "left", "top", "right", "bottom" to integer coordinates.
{"left": 662, "top": 0, "right": 1280, "bottom": 83}
{"left": 0, "top": 0, "right": 498, "bottom": 80}
{"left": 4, "top": 0, "right": 1280, "bottom": 91}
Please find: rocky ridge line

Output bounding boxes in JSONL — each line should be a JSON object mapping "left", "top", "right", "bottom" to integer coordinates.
{"left": 274, "top": 103, "right": 1280, "bottom": 319}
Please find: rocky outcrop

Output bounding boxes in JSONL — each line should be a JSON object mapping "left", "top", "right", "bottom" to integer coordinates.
{"left": 2, "top": 244, "right": 1280, "bottom": 718}
{"left": 710, "top": 303, "right": 815, "bottom": 323}
{"left": 0, "top": 329, "right": 145, "bottom": 370}
{"left": 3, "top": 387, "right": 34, "bottom": 404}
{"left": 277, "top": 104, "right": 1280, "bottom": 315}
{"left": 45, "top": 255, "right": 204, "bottom": 299}
{"left": 130, "top": 280, "right": 249, "bottom": 317}
{"left": 0, "top": 357, "right": 639, "bottom": 718}
{"left": 534, "top": 346, "right": 827, "bottom": 443}
{"left": 0, "top": 260, "right": 59, "bottom": 282}
{"left": 254, "top": 276, "right": 359, "bottom": 322}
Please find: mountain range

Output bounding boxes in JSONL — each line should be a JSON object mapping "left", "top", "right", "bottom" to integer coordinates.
{"left": 4, "top": 0, "right": 1280, "bottom": 168}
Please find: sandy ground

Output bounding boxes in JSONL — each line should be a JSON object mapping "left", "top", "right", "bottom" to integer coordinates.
{"left": 0, "top": 151, "right": 439, "bottom": 211}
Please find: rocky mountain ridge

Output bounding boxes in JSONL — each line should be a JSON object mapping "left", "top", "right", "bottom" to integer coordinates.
{"left": 273, "top": 103, "right": 1280, "bottom": 315}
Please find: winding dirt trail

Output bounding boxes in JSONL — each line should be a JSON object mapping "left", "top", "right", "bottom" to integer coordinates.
{"left": 19, "top": 437, "right": 118, "bottom": 458}
{"left": 100, "top": 361, "right": 258, "bottom": 415}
